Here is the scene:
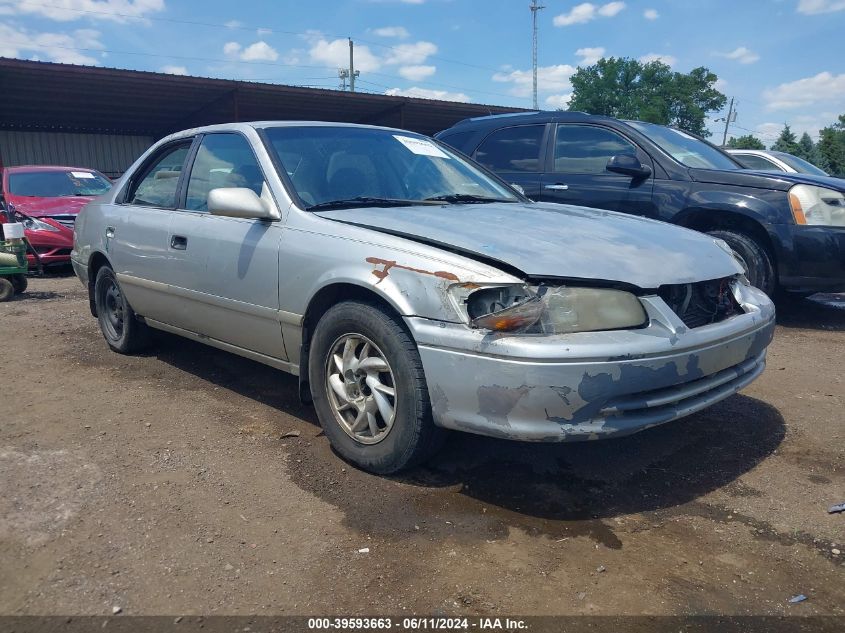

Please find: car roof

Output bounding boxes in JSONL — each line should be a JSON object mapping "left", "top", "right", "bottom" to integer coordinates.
{"left": 3, "top": 165, "right": 102, "bottom": 173}
{"left": 160, "top": 120, "right": 424, "bottom": 143}
{"left": 726, "top": 149, "right": 770, "bottom": 155}
{"left": 441, "top": 110, "right": 623, "bottom": 132}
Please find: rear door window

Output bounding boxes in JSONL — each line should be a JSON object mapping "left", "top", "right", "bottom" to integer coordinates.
{"left": 474, "top": 125, "right": 545, "bottom": 173}
{"left": 126, "top": 143, "right": 192, "bottom": 208}
{"left": 553, "top": 125, "right": 638, "bottom": 174}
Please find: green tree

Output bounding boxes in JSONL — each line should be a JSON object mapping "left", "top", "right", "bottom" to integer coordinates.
{"left": 726, "top": 134, "right": 765, "bottom": 150}
{"left": 795, "top": 132, "right": 815, "bottom": 161}
{"left": 771, "top": 124, "right": 800, "bottom": 155}
{"left": 567, "top": 57, "right": 726, "bottom": 137}
{"left": 817, "top": 115, "right": 845, "bottom": 177}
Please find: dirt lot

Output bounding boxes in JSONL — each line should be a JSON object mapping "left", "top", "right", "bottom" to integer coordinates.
{"left": 1, "top": 273, "right": 843, "bottom": 617}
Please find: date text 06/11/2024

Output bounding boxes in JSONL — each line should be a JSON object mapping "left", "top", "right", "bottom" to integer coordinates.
{"left": 307, "top": 617, "right": 528, "bottom": 630}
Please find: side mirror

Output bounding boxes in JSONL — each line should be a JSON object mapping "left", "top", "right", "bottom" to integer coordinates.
{"left": 208, "top": 187, "right": 278, "bottom": 220}
{"left": 606, "top": 154, "right": 652, "bottom": 179}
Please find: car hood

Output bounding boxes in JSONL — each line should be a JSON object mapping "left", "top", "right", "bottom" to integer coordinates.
{"left": 7, "top": 195, "right": 92, "bottom": 217}
{"left": 690, "top": 168, "right": 845, "bottom": 192}
{"left": 315, "top": 202, "right": 743, "bottom": 289}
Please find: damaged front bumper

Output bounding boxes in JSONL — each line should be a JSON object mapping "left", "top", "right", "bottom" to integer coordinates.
{"left": 407, "top": 282, "right": 775, "bottom": 442}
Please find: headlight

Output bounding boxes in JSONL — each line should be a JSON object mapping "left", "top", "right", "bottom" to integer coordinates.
{"left": 19, "top": 215, "right": 61, "bottom": 233}
{"left": 788, "top": 184, "right": 845, "bottom": 227}
{"left": 456, "top": 284, "right": 648, "bottom": 334}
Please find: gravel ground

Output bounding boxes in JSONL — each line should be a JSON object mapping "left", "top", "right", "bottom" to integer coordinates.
{"left": 1, "top": 273, "right": 843, "bottom": 617}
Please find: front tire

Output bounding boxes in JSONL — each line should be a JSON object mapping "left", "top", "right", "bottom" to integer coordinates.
{"left": 94, "top": 265, "right": 151, "bottom": 353}
{"left": 309, "top": 301, "right": 444, "bottom": 474}
{"left": 707, "top": 229, "right": 775, "bottom": 296}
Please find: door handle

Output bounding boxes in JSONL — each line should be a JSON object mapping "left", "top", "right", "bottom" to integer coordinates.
{"left": 544, "top": 184, "right": 569, "bottom": 191}
{"left": 105, "top": 226, "right": 115, "bottom": 238}
{"left": 170, "top": 235, "right": 188, "bottom": 250}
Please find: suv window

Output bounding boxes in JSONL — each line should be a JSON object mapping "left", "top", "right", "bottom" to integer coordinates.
{"left": 128, "top": 143, "right": 191, "bottom": 208}
{"left": 436, "top": 131, "right": 475, "bottom": 153}
{"left": 554, "top": 125, "right": 638, "bottom": 174}
{"left": 474, "top": 125, "right": 544, "bottom": 173}
{"left": 734, "top": 153, "right": 780, "bottom": 171}
{"left": 186, "top": 133, "right": 265, "bottom": 212}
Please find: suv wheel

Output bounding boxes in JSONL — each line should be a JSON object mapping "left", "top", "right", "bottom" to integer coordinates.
{"left": 309, "top": 301, "right": 445, "bottom": 474}
{"left": 707, "top": 229, "right": 775, "bottom": 296}
{"left": 94, "top": 265, "right": 151, "bottom": 353}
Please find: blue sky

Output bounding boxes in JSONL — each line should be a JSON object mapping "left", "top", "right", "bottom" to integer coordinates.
{"left": 1, "top": 0, "right": 844, "bottom": 144}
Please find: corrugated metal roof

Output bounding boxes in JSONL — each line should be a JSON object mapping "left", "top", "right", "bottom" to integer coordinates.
{"left": 0, "top": 58, "right": 526, "bottom": 137}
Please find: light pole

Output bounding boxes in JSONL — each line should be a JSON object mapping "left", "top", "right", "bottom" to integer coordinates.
{"left": 530, "top": 0, "right": 545, "bottom": 110}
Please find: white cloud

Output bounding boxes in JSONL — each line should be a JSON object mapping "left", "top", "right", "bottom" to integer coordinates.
{"left": 306, "top": 35, "right": 435, "bottom": 75}
{"left": 161, "top": 64, "right": 188, "bottom": 75}
{"left": 493, "top": 64, "right": 577, "bottom": 98}
{"left": 644, "top": 8, "right": 659, "bottom": 19}
{"left": 797, "top": 0, "right": 845, "bottom": 14}
{"left": 308, "top": 37, "right": 382, "bottom": 72}
{"left": 554, "top": 2, "right": 626, "bottom": 26}
{"left": 385, "top": 87, "right": 469, "bottom": 102}
{"left": 0, "top": 23, "right": 103, "bottom": 64}
{"left": 763, "top": 72, "right": 845, "bottom": 110}
{"left": 383, "top": 41, "right": 437, "bottom": 65}
{"left": 716, "top": 46, "right": 760, "bottom": 64}
{"left": 0, "top": 0, "right": 165, "bottom": 23}
{"left": 223, "top": 40, "right": 279, "bottom": 62}
{"left": 598, "top": 1, "right": 626, "bottom": 16}
{"left": 575, "top": 46, "right": 605, "bottom": 65}
{"left": 545, "top": 94, "right": 572, "bottom": 109}
{"left": 714, "top": 78, "right": 729, "bottom": 92}
{"left": 256, "top": 27, "right": 272, "bottom": 37}
{"left": 640, "top": 52, "right": 677, "bottom": 67}
{"left": 372, "top": 26, "right": 410, "bottom": 38}
{"left": 224, "top": 20, "right": 244, "bottom": 28}
{"left": 398, "top": 64, "right": 435, "bottom": 81}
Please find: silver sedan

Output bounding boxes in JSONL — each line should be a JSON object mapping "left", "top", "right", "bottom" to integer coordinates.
{"left": 71, "top": 122, "right": 776, "bottom": 473}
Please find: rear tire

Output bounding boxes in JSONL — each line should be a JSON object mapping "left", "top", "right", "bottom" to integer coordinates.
{"left": 94, "top": 265, "right": 151, "bottom": 353}
{"left": 11, "top": 274, "right": 27, "bottom": 294}
{"left": 0, "top": 278, "right": 13, "bottom": 302}
{"left": 707, "top": 229, "right": 775, "bottom": 296}
{"left": 309, "top": 301, "right": 445, "bottom": 474}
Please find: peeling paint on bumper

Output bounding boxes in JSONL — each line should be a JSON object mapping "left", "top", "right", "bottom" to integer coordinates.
{"left": 408, "top": 283, "right": 776, "bottom": 442}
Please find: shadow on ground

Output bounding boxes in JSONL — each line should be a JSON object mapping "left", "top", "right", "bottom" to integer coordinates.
{"left": 146, "top": 332, "right": 786, "bottom": 548}
{"left": 777, "top": 293, "right": 845, "bottom": 331}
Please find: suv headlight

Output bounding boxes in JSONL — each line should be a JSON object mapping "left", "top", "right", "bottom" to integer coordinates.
{"left": 788, "top": 184, "right": 845, "bottom": 227}
{"left": 452, "top": 284, "right": 648, "bottom": 334}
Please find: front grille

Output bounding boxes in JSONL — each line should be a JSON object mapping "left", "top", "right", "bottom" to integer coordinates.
{"left": 49, "top": 215, "right": 76, "bottom": 229}
{"left": 658, "top": 278, "right": 742, "bottom": 328}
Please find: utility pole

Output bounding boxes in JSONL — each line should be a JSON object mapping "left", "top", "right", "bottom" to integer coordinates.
{"left": 530, "top": 0, "right": 545, "bottom": 110}
{"left": 721, "top": 97, "right": 736, "bottom": 146}
{"left": 348, "top": 38, "right": 359, "bottom": 93}
{"left": 338, "top": 68, "right": 349, "bottom": 91}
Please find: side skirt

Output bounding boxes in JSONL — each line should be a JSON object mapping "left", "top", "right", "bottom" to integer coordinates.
{"left": 144, "top": 318, "right": 299, "bottom": 376}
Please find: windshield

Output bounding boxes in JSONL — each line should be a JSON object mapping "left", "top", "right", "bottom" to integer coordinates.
{"left": 263, "top": 126, "right": 520, "bottom": 209}
{"left": 8, "top": 170, "right": 112, "bottom": 197}
{"left": 626, "top": 121, "right": 740, "bottom": 170}
{"left": 771, "top": 152, "right": 829, "bottom": 177}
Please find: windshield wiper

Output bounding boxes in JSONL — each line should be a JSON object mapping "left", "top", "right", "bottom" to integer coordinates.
{"left": 306, "top": 196, "right": 435, "bottom": 211}
{"left": 423, "top": 194, "right": 515, "bottom": 204}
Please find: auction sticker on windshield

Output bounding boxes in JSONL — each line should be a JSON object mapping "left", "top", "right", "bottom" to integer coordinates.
{"left": 393, "top": 135, "right": 450, "bottom": 159}
{"left": 71, "top": 171, "right": 96, "bottom": 178}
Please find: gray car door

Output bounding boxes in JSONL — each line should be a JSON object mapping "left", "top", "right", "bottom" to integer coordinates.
{"left": 164, "top": 132, "right": 286, "bottom": 360}
{"left": 110, "top": 140, "right": 193, "bottom": 323}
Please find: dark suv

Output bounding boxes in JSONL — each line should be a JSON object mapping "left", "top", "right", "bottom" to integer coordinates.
{"left": 435, "top": 112, "right": 845, "bottom": 296}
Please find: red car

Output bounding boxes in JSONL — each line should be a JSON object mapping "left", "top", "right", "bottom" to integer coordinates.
{"left": 0, "top": 165, "right": 112, "bottom": 267}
